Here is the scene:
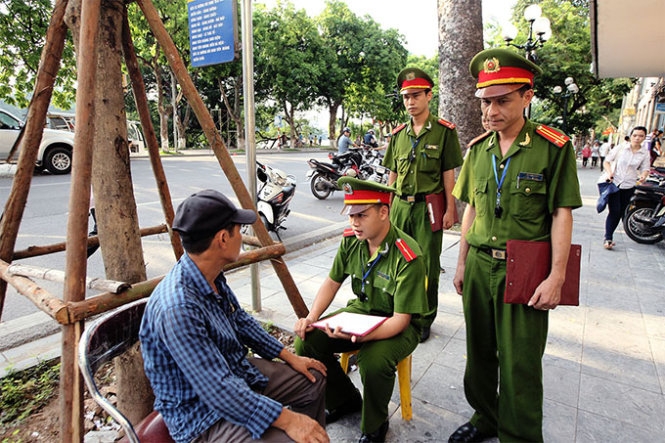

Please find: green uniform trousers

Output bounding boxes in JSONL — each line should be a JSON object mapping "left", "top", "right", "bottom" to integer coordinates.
{"left": 390, "top": 198, "right": 442, "bottom": 326}
{"left": 463, "top": 247, "right": 548, "bottom": 443}
{"left": 295, "top": 312, "right": 419, "bottom": 434}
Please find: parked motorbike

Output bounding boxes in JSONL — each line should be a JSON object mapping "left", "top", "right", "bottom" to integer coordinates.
{"left": 359, "top": 144, "right": 390, "bottom": 185}
{"left": 254, "top": 161, "right": 296, "bottom": 241}
{"left": 623, "top": 167, "right": 665, "bottom": 244}
{"left": 306, "top": 150, "right": 365, "bottom": 199}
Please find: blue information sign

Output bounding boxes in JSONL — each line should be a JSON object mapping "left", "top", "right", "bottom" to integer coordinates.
{"left": 188, "top": 0, "right": 237, "bottom": 67}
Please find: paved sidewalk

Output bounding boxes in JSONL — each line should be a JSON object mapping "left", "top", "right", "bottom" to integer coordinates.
{"left": 3, "top": 162, "right": 665, "bottom": 442}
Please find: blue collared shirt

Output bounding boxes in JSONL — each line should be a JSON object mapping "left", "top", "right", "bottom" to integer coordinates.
{"left": 139, "top": 254, "right": 284, "bottom": 442}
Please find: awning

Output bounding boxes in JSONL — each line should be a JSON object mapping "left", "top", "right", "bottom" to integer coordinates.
{"left": 590, "top": 0, "right": 665, "bottom": 78}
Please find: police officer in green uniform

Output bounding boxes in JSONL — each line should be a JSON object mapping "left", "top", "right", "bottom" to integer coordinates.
{"left": 382, "top": 67, "right": 463, "bottom": 342}
{"left": 448, "top": 49, "right": 582, "bottom": 443}
{"left": 294, "top": 177, "right": 428, "bottom": 443}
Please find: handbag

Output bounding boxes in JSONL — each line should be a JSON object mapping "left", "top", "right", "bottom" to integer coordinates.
{"left": 596, "top": 180, "right": 619, "bottom": 213}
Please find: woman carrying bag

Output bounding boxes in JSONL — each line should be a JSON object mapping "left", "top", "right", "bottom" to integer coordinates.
{"left": 602, "top": 126, "right": 651, "bottom": 250}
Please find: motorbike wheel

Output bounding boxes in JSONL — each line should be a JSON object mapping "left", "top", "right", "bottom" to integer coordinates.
{"left": 623, "top": 206, "right": 664, "bottom": 244}
{"left": 310, "top": 172, "right": 332, "bottom": 200}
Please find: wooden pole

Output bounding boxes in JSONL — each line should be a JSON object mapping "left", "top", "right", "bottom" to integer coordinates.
{"left": 65, "top": 243, "right": 287, "bottom": 323}
{"left": 12, "top": 224, "right": 168, "bottom": 260}
{"left": 136, "top": 0, "right": 309, "bottom": 318}
{"left": 0, "top": 0, "right": 69, "bottom": 320}
{"left": 61, "top": 0, "right": 101, "bottom": 440}
{"left": 120, "top": 14, "right": 183, "bottom": 260}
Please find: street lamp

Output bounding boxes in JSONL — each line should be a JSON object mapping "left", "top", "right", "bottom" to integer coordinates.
{"left": 503, "top": 4, "right": 552, "bottom": 63}
{"left": 552, "top": 77, "right": 579, "bottom": 134}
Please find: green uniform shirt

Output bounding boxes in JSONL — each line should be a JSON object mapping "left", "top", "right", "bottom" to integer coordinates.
{"left": 383, "top": 113, "right": 463, "bottom": 196}
{"left": 328, "top": 225, "right": 428, "bottom": 323}
{"left": 453, "top": 120, "right": 583, "bottom": 249}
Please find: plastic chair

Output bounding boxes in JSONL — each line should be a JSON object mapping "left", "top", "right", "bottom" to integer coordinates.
{"left": 339, "top": 350, "right": 413, "bottom": 420}
{"left": 78, "top": 298, "right": 174, "bottom": 443}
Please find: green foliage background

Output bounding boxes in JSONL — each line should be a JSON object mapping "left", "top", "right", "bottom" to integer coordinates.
{"left": 0, "top": 0, "right": 634, "bottom": 145}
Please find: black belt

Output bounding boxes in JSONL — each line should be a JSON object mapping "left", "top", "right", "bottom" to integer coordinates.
{"left": 475, "top": 246, "right": 507, "bottom": 260}
{"left": 398, "top": 193, "right": 426, "bottom": 203}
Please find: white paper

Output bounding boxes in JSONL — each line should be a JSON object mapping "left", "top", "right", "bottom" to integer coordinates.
{"left": 311, "top": 312, "right": 388, "bottom": 337}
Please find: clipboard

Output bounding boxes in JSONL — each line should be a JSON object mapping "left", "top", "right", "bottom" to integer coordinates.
{"left": 311, "top": 312, "right": 388, "bottom": 337}
{"left": 504, "top": 240, "right": 581, "bottom": 306}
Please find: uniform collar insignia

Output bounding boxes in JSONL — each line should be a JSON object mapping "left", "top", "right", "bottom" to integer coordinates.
{"left": 519, "top": 133, "right": 531, "bottom": 146}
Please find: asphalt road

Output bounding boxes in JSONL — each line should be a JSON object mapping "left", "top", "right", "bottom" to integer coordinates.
{"left": 0, "top": 150, "right": 348, "bottom": 322}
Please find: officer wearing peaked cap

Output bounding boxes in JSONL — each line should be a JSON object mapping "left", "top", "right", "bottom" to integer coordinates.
{"left": 449, "top": 48, "right": 582, "bottom": 443}
{"left": 383, "top": 66, "right": 463, "bottom": 343}
{"left": 294, "top": 176, "right": 428, "bottom": 443}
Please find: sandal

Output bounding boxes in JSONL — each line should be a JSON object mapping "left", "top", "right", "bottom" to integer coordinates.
{"left": 603, "top": 240, "right": 615, "bottom": 250}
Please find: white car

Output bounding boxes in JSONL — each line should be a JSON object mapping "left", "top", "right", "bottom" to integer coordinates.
{"left": 0, "top": 109, "right": 75, "bottom": 174}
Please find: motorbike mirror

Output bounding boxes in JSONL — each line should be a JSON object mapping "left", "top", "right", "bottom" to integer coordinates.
{"left": 257, "top": 168, "right": 268, "bottom": 183}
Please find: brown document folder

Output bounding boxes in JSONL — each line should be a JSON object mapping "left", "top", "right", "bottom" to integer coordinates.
{"left": 504, "top": 240, "right": 581, "bottom": 306}
{"left": 425, "top": 192, "right": 459, "bottom": 232}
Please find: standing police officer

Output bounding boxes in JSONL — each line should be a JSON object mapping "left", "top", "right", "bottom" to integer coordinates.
{"left": 382, "top": 67, "right": 463, "bottom": 342}
{"left": 294, "top": 177, "right": 428, "bottom": 443}
{"left": 449, "top": 49, "right": 582, "bottom": 442}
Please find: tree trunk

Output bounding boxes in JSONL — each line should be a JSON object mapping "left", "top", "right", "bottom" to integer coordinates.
{"left": 437, "top": 0, "right": 484, "bottom": 150}
{"left": 66, "top": 0, "right": 151, "bottom": 427}
{"left": 327, "top": 101, "right": 340, "bottom": 149}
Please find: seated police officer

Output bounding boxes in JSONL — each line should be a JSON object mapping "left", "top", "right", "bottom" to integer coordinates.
{"left": 294, "top": 178, "right": 428, "bottom": 443}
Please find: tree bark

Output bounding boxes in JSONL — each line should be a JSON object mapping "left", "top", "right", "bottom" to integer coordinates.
{"left": 65, "top": 0, "right": 151, "bottom": 428}
{"left": 437, "top": 0, "right": 485, "bottom": 150}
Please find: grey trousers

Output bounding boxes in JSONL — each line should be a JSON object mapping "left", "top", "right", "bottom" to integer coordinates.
{"left": 192, "top": 357, "right": 326, "bottom": 442}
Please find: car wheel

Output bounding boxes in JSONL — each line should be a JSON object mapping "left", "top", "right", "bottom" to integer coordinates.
{"left": 45, "top": 146, "right": 72, "bottom": 174}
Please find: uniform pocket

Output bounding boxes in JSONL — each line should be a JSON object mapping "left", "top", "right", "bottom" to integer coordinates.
{"left": 419, "top": 147, "right": 441, "bottom": 173}
{"left": 509, "top": 180, "right": 547, "bottom": 219}
{"left": 473, "top": 178, "right": 489, "bottom": 217}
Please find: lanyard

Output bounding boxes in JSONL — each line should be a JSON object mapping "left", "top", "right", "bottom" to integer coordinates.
{"left": 409, "top": 136, "right": 420, "bottom": 163}
{"left": 360, "top": 244, "right": 388, "bottom": 301}
{"left": 492, "top": 155, "right": 511, "bottom": 218}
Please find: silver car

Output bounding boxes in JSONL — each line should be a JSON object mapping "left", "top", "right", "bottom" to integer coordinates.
{"left": 0, "top": 109, "right": 75, "bottom": 174}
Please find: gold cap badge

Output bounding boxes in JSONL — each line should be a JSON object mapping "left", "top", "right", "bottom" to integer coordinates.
{"left": 483, "top": 57, "right": 501, "bottom": 74}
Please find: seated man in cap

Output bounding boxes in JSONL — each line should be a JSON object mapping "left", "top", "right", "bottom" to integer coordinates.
{"left": 294, "top": 177, "right": 428, "bottom": 443}
{"left": 449, "top": 49, "right": 582, "bottom": 443}
{"left": 140, "top": 189, "right": 329, "bottom": 443}
{"left": 382, "top": 66, "right": 463, "bottom": 343}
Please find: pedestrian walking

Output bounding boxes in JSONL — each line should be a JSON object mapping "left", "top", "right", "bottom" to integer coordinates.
{"left": 602, "top": 126, "right": 651, "bottom": 250}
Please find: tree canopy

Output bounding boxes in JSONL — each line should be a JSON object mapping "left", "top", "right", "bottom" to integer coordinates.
{"left": 0, "top": 0, "right": 631, "bottom": 146}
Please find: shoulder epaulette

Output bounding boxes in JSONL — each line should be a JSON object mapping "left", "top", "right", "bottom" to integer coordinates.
{"left": 392, "top": 124, "right": 407, "bottom": 135}
{"left": 395, "top": 238, "right": 417, "bottom": 262}
{"left": 438, "top": 118, "right": 456, "bottom": 129}
{"left": 343, "top": 228, "right": 355, "bottom": 237}
{"left": 467, "top": 131, "right": 492, "bottom": 149}
{"left": 536, "top": 124, "right": 570, "bottom": 148}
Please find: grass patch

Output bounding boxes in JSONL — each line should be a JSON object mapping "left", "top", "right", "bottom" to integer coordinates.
{"left": 0, "top": 358, "right": 60, "bottom": 425}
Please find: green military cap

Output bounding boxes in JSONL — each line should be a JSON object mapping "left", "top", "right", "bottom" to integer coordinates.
{"left": 397, "top": 67, "right": 434, "bottom": 94}
{"left": 338, "top": 177, "right": 394, "bottom": 215}
{"left": 469, "top": 48, "right": 543, "bottom": 98}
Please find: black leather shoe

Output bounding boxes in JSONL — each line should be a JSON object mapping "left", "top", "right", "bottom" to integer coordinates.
{"left": 325, "top": 390, "right": 362, "bottom": 424}
{"left": 358, "top": 420, "right": 389, "bottom": 443}
{"left": 420, "top": 326, "right": 431, "bottom": 342}
{"left": 448, "top": 422, "right": 494, "bottom": 443}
